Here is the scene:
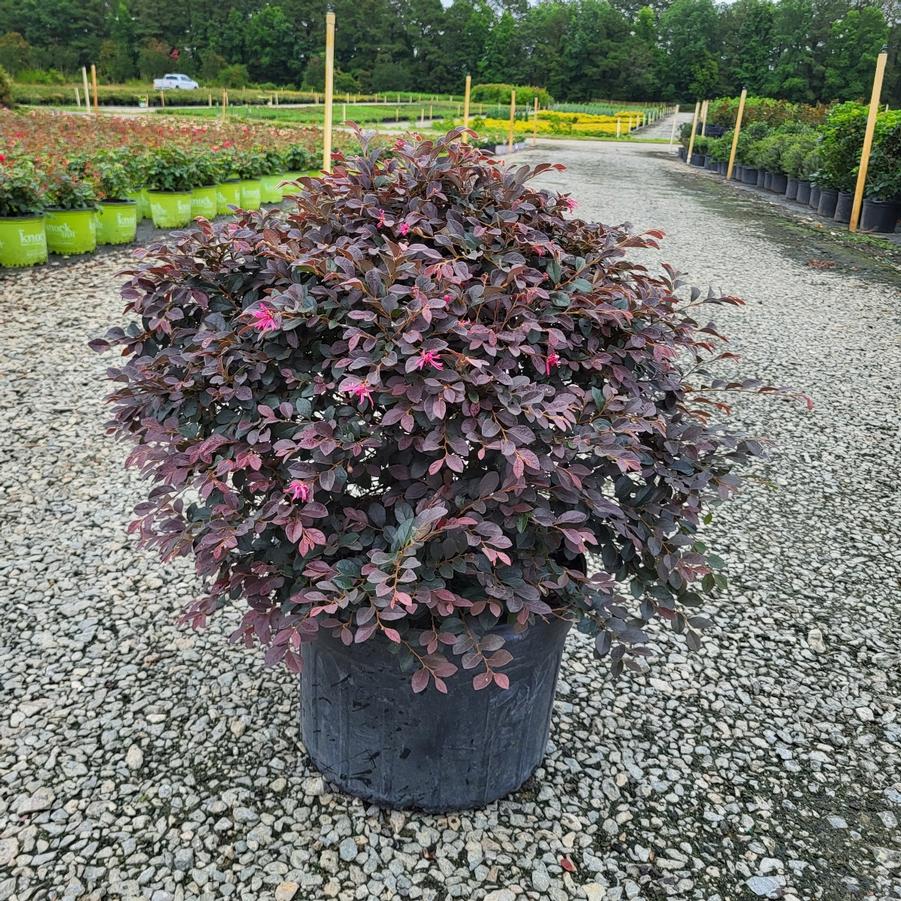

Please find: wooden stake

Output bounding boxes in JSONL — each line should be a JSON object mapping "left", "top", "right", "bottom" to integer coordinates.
{"left": 81, "top": 67, "right": 91, "bottom": 115}
{"left": 91, "top": 64, "right": 99, "bottom": 112}
{"left": 725, "top": 89, "right": 747, "bottom": 180}
{"left": 322, "top": 10, "right": 335, "bottom": 173}
{"left": 208, "top": 90, "right": 212, "bottom": 107}
{"left": 850, "top": 51, "right": 888, "bottom": 233}
{"left": 508, "top": 90, "right": 515, "bottom": 151}
{"left": 669, "top": 104, "right": 680, "bottom": 146}
{"left": 462, "top": 74, "right": 471, "bottom": 143}
{"left": 532, "top": 95, "right": 538, "bottom": 144}
{"left": 686, "top": 101, "right": 701, "bottom": 162}
{"left": 700, "top": 99, "right": 708, "bottom": 137}
{"left": 74, "top": 87, "right": 81, "bottom": 110}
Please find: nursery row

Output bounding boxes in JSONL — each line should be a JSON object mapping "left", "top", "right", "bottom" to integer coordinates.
{"left": 460, "top": 110, "right": 648, "bottom": 139}
{"left": 12, "top": 81, "right": 463, "bottom": 108}
{"left": 680, "top": 102, "right": 901, "bottom": 233}
{"left": 0, "top": 110, "right": 323, "bottom": 266}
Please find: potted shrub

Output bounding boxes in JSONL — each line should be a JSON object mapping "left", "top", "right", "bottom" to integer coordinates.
{"left": 214, "top": 149, "right": 242, "bottom": 215}
{"left": 817, "top": 102, "right": 867, "bottom": 220}
{"left": 689, "top": 135, "right": 707, "bottom": 167}
{"left": 189, "top": 151, "right": 223, "bottom": 219}
{"left": 145, "top": 146, "right": 194, "bottom": 228}
{"left": 44, "top": 166, "right": 98, "bottom": 255}
{"left": 92, "top": 131, "right": 789, "bottom": 812}
{"left": 781, "top": 131, "right": 818, "bottom": 202}
{"left": 861, "top": 110, "right": 900, "bottom": 233}
{"left": 0, "top": 158, "right": 48, "bottom": 267}
{"left": 92, "top": 154, "right": 139, "bottom": 246}
{"left": 233, "top": 148, "right": 267, "bottom": 210}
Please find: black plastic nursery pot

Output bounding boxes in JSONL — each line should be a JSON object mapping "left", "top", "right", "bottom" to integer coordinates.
{"left": 718, "top": 160, "right": 728, "bottom": 176}
{"left": 796, "top": 181, "right": 811, "bottom": 205}
{"left": 833, "top": 191, "right": 853, "bottom": 224}
{"left": 678, "top": 146, "right": 686, "bottom": 161}
{"left": 817, "top": 188, "right": 838, "bottom": 218}
{"left": 742, "top": 166, "right": 758, "bottom": 185}
{"left": 300, "top": 615, "right": 573, "bottom": 811}
{"left": 809, "top": 185, "right": 822, "bottom": 210}
{"left": 759, "top": 170, "right": 769, "bottom": 189}
{"left": 690, "top": 152, "right": 705, "bottom": 167}
{"left": 705, "top": 156, "right": 719, "bottom": 171}
{"left": 732, "top": 164, "right": 743, "bottom": 181}
{"left": 770, "top": 173, "right": 788, "bottom": 194}
{"left": 785, "top": 177, "right": 799, "bottom": 201}
{"left": 860, "top": 198, "right": 900, "bottom": 233}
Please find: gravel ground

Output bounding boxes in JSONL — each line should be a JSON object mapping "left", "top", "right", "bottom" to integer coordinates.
{"left": 1, "top": 140, "right": 900, "bottom": 901}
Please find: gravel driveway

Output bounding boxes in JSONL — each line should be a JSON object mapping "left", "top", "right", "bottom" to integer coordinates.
{"left": 1, "top": 141, "right": 899, "bottom": 901}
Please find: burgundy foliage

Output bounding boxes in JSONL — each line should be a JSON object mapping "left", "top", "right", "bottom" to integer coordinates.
{"left": 93, "top": 128, "right": 778, "bottom": 693}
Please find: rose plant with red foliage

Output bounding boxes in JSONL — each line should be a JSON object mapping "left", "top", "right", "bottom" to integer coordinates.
{"left": 94, "top": 128, "right": 787, "bottom": 693}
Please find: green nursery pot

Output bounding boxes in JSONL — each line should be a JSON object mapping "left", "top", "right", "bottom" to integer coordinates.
{"left": 45, "top": 208, "right": 97, "bottom": 255}
{"left": 139, "top": 189, "right": 153, "bottom": 220}
{"left": 240, "top": 179, "right": 262, "bottom": 210}
{"left": 0, "top": 214, "right": 48, "bottom": 267}
{"left": 217, "top": 180, "right": 241, "bottom": 215}
{"left": 96, "top": 201, "right": 138, "bottom": 246}
{"left": 126, "top": 191, "right": 146, "bottom": 219}
{"left": 191, "top": 185, "right": 219, "bottom": 219}
{"left": 259, "top": 174, "right": 286, "bottom": 203}
{"left": 148, "top": 191, "right": 193, "bottom": 228}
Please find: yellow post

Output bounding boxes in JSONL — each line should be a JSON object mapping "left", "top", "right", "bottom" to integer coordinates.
{"left": 700, "top": 99, "right": 708, "bottom": 137}
{"left": 322, "top": 10, "right": 336, "bottom": 172}
{"left": 725, "top": 88, "right": 747, "bottom": 180}
{"left": 221, "top": 89, "right": 226, "bottom": 118}
{"left": 208, "top": 90, "right": 212, "bottom": 107}
{"left": 429, "top": 102, "right": 433, "bottom": 121}
{"left": 160, "top": 90, "right": 165, "bottom": 108}
{"left": 91, "top": 64, "right": 99, "bottom": 112}
{"left": 532, "top": 95, "right": 538, "bottom": 144}
{"left": 508, "top": 89, "right": 515, "bottom": 151}
{"left": 74, "top": 87, "right": 81, "bottom": 110}
{"left": 462, "top": 73, "right": 471, "bottom": 143}
{"left": 81, "top": 66, "right": 91, "bottom": 115}
{"left": 850, "top": 51, "right": 888, "bottom": 233}
{"left": 616, "top": 119, "right": 621, "bottom": 138}
{"left": 669, "top": 104, "right": 680, "bottom": 146}
{"left": 686, "top": 100, "right": 701, "bottom": 162}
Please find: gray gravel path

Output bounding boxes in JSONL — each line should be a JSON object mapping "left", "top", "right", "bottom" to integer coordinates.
{"left": 1, "top": 141, "right": 899, "bottom": 901}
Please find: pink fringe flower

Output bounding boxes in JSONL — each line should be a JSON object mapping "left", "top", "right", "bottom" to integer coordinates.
{"left": 249, "top": 305, "right": 278, "bottom": 332}
{"left": 348, "top": 382, "right": 373, "bottom": 407}
{"left": 417, "top": 349, "right": 444, "bottom": 371}
{"left": 545, "top": 352, "right": 560, "bottom": 375}
{"left": 287, "top": 480, "right": 311, "bottom": 503}
{"left": 398, "top": 222, "right": 410, "bottom": 236}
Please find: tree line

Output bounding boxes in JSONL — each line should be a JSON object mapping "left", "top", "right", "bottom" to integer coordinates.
{"left": 0, "top": 0, "right": 897, "bottom": 105}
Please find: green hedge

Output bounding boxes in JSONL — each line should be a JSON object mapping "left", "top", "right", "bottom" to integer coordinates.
{"left": 470, "top": 83, "right": 552, "bottom": 108}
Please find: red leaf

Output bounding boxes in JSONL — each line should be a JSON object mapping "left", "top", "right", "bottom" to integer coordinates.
{"left": 472, "top": 671, "right": 492, "bottom": 691}
{"left": 493, "top": 672, "right": 509, "bottom": 689}
{"left": 383, "top": 627, "right": 401, "bottom": 643}
{"left": 411, "top": 668, "right": 429, "bottom": 693}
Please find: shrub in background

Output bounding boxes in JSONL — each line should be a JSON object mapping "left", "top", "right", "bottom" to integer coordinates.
{"left": 867, "top": 109, "right": 901, "bottom": 201}
{"left": 817, "top": 101, "right": 867, "bottom": 191}
{"left": 0, "top": 64, "right": 12, "bottom": 108}
{"left": 0, "top": 158, "right": 44, "bottom": 215}
{"left": 471, "top": 83, "right": 552, "bottom": 108}
{"left": 94, "top": 129, "right": 790, "bottom": 692}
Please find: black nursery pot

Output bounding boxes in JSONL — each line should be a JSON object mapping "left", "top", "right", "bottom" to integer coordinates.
{"left": 860, "top": 198, "right": 900, "bottom": 233}
{"left": 770, "top": 173, "right": 788, "bottom": 194}
{"left": 833, "top": 190, "right": 853, "bottom": 224}
{"left": 705, "top": 156, "right": 719, "bottom": 171}
{"left": 718, "top": 160, "right": 728, "bottom": 176}
{"left": 300, "top": 615, "right": 573, "bottom": 811}
{"left": 785, "top": 177, "right": 799, "bottom": 201}
{"left": 759, "top": 169, "right": 769, "bottom": 189}
{"left": 809, "top": 185, "right": 822, "bottom": 210}
{"left": 678, "top": 146, "right": 686, "bottom": 161}
{"left": 817, "top": 187, "right": 838, "bottom": 218}
{"left": 732, "top": 164, "right": 743, "bottom": 181}
{"left": 742, "top": 166, "right": 758, "bottom": 185}
{"left": 796, "top": 180, "right": 811, "bottom": 205}
{"left": 690, "top": 152, "right": 705, "bottom": 167}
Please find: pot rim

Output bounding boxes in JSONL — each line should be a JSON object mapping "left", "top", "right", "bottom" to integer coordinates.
{"left": 0, "top": 213, "right": 44, "bottom": 221}
{"left": 45, "top": 206, "right": 97, "bottom": 214}
{"left": 98, "top": 199, "right": 137, "bottom": 206}
{"left": 146, "top": 189, "right": 193, "bottom": 196}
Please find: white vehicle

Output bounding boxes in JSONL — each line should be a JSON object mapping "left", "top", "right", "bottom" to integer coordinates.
{"left": 153, "top": 73, "right": 199, "bottom": 90}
